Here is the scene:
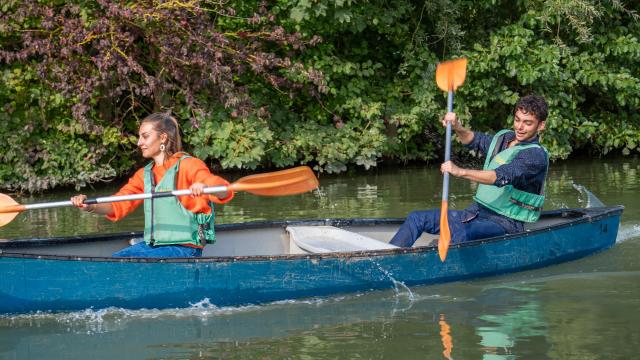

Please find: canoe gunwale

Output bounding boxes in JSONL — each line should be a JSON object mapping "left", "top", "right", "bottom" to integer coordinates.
{"left": 0, "top": 205, "right": 624, "bottom": 263}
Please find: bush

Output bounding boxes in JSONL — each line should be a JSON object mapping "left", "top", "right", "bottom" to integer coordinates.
{"left": 1, "top": 0, "right": 638, "bottom": 192}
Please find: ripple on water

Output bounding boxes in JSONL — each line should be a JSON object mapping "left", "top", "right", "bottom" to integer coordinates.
{"left": 0, "top": 291, "right": 400, "bottom": 335}
{"left": 0, "top": 299, "right": 265, "bottom": 334}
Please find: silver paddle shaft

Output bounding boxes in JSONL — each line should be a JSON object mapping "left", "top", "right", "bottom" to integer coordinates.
{"left": 23, "top": 186, "right": 229, "bottom": 210}
{"left": 441, "top": 90, "right": 454, "bottom": 201}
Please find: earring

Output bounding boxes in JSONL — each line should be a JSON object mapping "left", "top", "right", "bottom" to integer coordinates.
{"left": 160, "top": 143, "right": 166, "bottom": 152}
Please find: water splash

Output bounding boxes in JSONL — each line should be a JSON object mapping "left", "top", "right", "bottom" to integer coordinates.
{"left": 366, "top": 258, "right": 415, "bottom": 314}
{"left": 271, "top": 294, "right": 361, "bottom": 307}
{"left": 616, "top": 223, "right": 640, "bottom": 243}
{"left": 572, "top": 183, "right": 606, "bottom": 208}
{"left": 0, "top": 292, "right": 391, "bottom": 335}
{"left": 546, "top": 199, "right": 571, "bottom": 209}
{"left": 0, "top": 299, "right": 269, "bottom": 334}
{"left": 1, "top": 307, "right": 130, "bottom": 335}
{"left": 313, "top": 187, "right": 327, "bottom": 199}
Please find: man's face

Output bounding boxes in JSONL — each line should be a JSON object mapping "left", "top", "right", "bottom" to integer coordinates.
{"left": 513, "top": 110, "right": 545, "bottom": 143}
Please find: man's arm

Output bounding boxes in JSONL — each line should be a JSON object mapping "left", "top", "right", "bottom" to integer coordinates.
{"left": 441, "top": 161, "right": 497, "bottom": 185}
{"left": 442, "top": 147, "right": 547, "bottom": 189}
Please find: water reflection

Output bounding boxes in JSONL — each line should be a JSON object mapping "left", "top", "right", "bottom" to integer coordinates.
{"left": 439, "top": 314, "right": 453, "bottom": 359}
{"left": 476, "top": 301, "right": 546, "bottom": 359}
{"left": 0, "top": 283, "right": 546, "bottom": 359}
{"left": 430, "top": 284, "right": 550, "bottom": 360}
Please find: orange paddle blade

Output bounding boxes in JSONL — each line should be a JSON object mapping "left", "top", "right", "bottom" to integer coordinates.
{"left": 436, "top": 58, "right": 468, "bottom": 92}
{"left": 230, "top": 166, "right": 319, "bottom": 196}
{"left": 0, "top": 193, "right": 24, "bottom": 227}
{"left": 438, "top": 200, "right": 451, "bottom": 261}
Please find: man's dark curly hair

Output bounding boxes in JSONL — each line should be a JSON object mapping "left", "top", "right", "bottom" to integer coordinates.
{"left": 513, "top": 95, "right": 548, "bottom": 122}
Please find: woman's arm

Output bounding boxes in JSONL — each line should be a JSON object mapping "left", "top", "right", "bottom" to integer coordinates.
{"left": 70, "top": 195, "right": 115, "bottom": 215}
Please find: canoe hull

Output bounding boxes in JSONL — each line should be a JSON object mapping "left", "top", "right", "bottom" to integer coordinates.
{"left": 0, "top": 206, "right": 623, "bottom": 313}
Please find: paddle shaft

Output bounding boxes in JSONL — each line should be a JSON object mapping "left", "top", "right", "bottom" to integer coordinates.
{"left": 0, "top": 166, "right": 318, "bottom": 229}
{"left": 9, "top": 186, "right": 229, "bottom": 212}
{"left": 441, "top": 90, "right": 454, "bottom": 201}
{"left": 435, "top": 57, "right": 467, "bottom": 262}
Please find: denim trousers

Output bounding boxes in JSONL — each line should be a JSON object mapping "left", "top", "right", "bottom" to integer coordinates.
{"left": 390, "top": 209, "right": 507, "bottom": 247}
{"left": 112, "top": 241, "right": 203, "bottom": 258}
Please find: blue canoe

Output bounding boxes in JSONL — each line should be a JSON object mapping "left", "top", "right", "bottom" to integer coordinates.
{"left": 0, "top": 206, "right": 623, "bottom": 314}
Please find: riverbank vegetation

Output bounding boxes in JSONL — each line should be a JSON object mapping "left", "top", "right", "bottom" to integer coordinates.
{"left": 1, "top": 0, "right": 638, "bottom": 192}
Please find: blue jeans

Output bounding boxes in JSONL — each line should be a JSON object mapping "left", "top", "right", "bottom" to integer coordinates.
{"left": 112, "top": 241, "right": 203, "bottom": 258}
{"left": 390, "top": 209, "right": 507, "bottom": 247}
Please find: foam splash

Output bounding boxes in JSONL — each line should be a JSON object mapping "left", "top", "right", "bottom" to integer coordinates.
{"left": 616, "top": 223, "right": 640, "bottom": 243}
{"left": 0, "top": 293, "right": 386, "bottom": 335}
{"left": 0, "top": 299, "right": 275, "bottom": 334}
{"left": 365, "top": 258, "right": 415, "bottom": 316}
{"left": 573, "top": 183, "right": 606, "bottom": 208}
{"left": 271, "top": 295, "right": 356, "bottom": 307}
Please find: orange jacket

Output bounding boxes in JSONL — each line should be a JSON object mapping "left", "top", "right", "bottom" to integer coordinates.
{"left": 106, "top": 152, "right": 233, "bottom": 222}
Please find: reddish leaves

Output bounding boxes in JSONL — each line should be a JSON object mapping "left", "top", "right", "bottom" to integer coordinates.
{"left": 0, "top": 0, "right": 324, "bottom": 129}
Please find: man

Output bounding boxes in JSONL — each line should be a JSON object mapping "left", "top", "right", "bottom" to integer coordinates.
{"left": 390, "top": 94, "right": 549, "bottom": 247}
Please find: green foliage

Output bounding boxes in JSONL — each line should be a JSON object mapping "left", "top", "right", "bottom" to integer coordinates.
{"left": 187, "top": 111, "right": 274, "bottom": 170}
{"left": 461, "top": 1, "right": 640, "bottom": 159}
{"left": 1, "top": 0, "right": 639, "bottom": 192}
{"left": 0, "top": 63, "right": 134, "bottom": 192}
{"left": 271, "top": 118, "right": 387, "bottom": 173}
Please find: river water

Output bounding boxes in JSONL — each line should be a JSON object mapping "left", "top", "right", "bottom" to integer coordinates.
{"left": 1, "top": 156, "right": 639, "bottom": 359}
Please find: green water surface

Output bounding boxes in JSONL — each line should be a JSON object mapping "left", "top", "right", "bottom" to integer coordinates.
{"left": 1, "top": 156, "right": 639, "bottom": 359}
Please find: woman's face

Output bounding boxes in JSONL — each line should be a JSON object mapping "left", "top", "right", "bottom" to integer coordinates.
{"left": 137, "top": 122, "right": 167, "bottom": 159}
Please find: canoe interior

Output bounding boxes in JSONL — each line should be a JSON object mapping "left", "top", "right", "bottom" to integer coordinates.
{"left": 0, "top": 208, "right": 608, "bottom": 258}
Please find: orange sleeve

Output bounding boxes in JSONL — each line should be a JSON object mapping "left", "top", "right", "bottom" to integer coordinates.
{"left": 179, "top": 157, "right": 235, "bottom": 205}
{"left": 166, "top": 157, "right": 235, "bottom": 215}
{"left": 105, "top": 168, "right": 146, "bottom": 222}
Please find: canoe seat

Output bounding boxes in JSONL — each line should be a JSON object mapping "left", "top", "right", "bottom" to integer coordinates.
{"left": 286, "top": 226, "right": 399, "bottom": 254}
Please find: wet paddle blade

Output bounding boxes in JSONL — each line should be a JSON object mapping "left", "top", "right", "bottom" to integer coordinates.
{"left": 230, "top": 166, "right": 319, "bottom": 196}
{"left": 0, "top": 194, "right": 23, "bottom": 227}
{"left": 436, "top": 58, "right": 467, "bottom": 92}
{"left": 438, "top": 201, "right": 451, "bottom": 262}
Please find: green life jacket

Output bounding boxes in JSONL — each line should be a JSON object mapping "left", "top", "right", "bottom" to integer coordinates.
{"left": 143, "top": 155, "right": 215, "bottom": 246}
{"left": 473, "top": 130, "right": 549, "bottom": 223}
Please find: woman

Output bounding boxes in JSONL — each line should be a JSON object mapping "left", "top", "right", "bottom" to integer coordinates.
{"left": 71, "top": 112, "right": 234, "bottom": 257}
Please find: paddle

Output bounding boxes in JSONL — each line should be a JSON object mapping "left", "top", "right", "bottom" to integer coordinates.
{"left": 0, "top": 166, "right": 319, "bottom": 227}
{"left": 435, "top": 58, "right": 467, "bottom": 262}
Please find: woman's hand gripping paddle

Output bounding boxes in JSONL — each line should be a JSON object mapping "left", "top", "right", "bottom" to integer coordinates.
{"left": 435, "top": 58, "right": 467, "bottom": 261}
{"left": 0, "top": 166, "right": 319, "bottom": 228}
